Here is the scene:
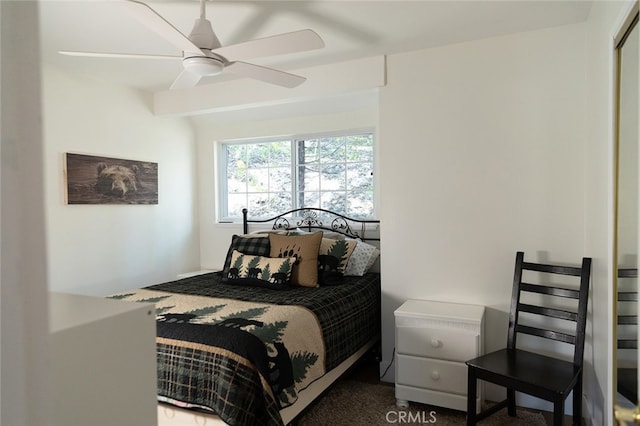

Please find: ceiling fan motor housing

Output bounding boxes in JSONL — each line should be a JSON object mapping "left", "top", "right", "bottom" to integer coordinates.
{"left": 189, "top": 18, "right": 221, "bottom": 50}
{"left": 183, "top": 56, "right": 224, "bottom": 76}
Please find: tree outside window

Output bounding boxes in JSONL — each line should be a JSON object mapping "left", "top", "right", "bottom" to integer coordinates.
{"left": 221, "top": 132, "right": 374, "bottom": 221}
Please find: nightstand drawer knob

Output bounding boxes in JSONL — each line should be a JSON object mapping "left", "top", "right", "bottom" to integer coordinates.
{"left": 430, "top": 338, "right": 442, "bottom": 348}
{"left": 431, "top": 371, "right": 440, "bottom": 381}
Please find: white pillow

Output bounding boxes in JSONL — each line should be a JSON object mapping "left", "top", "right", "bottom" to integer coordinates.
{"left": 365, "top": 247, "right": 381, "bottom": 271}
{"left": 343, "top": 240, "right": 380, "bottom": 276}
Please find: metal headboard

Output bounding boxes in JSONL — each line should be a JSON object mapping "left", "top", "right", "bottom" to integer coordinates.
{"left": 242, "top": 208, "right": 380, "bottom": 241}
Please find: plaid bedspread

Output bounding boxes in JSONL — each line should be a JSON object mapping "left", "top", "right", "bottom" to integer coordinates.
{"left": 110, "top": 272, "right": 380, "bottom": 426}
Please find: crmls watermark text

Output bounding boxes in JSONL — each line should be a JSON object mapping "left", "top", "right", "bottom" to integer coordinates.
{"left": 385, "top": 410, "right": 437, "bottom": 423}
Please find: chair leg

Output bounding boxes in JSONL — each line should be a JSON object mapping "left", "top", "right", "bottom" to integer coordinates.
{"left": 467, "top": 368, "right": 477, "bottom": 426}
{"left": 507, "top": 388, "right": 516, "bottom": 417}
{"left": 553, "top": 399, "right": 564, "bottom": 426}
{"left": 573, "top": 375, "right": 583, "bottom": 426}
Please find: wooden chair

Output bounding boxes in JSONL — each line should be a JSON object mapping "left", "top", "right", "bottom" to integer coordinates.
{"left": 617, "top": 268, "right": 637, "bottom": 403}
{"left": 465, "top": 251, "right": 591, "bottom": 426}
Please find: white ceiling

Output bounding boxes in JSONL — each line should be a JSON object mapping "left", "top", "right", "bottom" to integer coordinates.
{"left": 39, "top": 0, "right": 593, "bottom": 94}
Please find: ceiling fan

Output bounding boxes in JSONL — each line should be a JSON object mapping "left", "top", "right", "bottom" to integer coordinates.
{"left": 59, "top": 0, "right": 325, "bottom": 89}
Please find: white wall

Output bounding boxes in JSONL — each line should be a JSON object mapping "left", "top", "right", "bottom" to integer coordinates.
{"left": 42, "top": 65, "right": 200, "bottom": 296}
{"left": 192, "top": 103, "right": 378, "bottom": 269}
{"left": 379, "top": 22, "right": 588, "bottom": 409}
{"left": 1, "top": 2, "right": 51, "bottom": 424}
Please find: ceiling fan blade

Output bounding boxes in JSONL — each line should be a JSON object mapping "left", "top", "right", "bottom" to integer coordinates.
{"left": 170, "top": 69, "right": 202, "bottom": 90}
{"left": 212, "top": 29, "right": 324, "bottom": 62}
{"left": 59, "top": 51, "right": 181, "bottom": 60}
{"left": 121, "top": 0, "right": 203, "bottom": 55}
{"left": 224, "top": 61, "right": 306, "bottom": 88}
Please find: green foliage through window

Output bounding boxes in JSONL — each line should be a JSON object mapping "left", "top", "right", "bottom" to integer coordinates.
{"left": 221, "top": 132, "right": 374, "bottom": 220}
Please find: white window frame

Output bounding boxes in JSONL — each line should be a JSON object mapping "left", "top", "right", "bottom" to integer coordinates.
{"left": 217, "top": 129, "right": 376, "bottom": 223}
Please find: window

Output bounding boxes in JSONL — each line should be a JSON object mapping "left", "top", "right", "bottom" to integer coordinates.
{"left": 220, "top": 131, "right": 375, "bottom": 221}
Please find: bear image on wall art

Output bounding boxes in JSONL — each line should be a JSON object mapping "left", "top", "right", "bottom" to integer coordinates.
{"left": 65, "top": 153, "right": 158, "bottom": 205}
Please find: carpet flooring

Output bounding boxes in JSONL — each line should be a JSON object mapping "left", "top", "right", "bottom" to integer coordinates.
{"left": 297, "top": 359, "right": 549, "bottom": 425}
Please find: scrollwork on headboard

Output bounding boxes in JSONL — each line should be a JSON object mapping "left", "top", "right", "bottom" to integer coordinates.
{"left": 242, "top": 208, "right": 380, "bottom": 241}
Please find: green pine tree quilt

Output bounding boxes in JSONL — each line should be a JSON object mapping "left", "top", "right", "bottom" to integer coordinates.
{"left": 109, "top": 288, "right": 325, "bottom": 425}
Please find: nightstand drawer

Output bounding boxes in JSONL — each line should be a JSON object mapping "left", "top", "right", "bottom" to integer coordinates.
{"left": 397, "top": 325, "right": 479, "bottom": 361}
{"left": 396, "top": 355, "right": 467, "bottom": 395}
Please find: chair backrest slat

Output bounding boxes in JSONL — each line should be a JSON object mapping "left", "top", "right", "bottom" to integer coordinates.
{"left": 521, "top": 261, "right": 584, "bottom": 276}
{"left": 518, "top": 303, "right": 578, "bottom": 322}
{"left": 619, "top": 292, "right": 638, "bottom": 301}
{"left": 618, "top": 315, "right": 638, "bottom": 325}
{"left": 515, "top": 324, "right": 576, "bottom": 344}
{"left": 507, "top": 251, "right": 591, "bottom": 367}
{"left": 618, "top": 339, "right": 638, "bottom": 349}
{"left": 618, "top": 268, "right": 638, "bottom": 279}
{"left": 520, "top": 282, "right": 580, "bottom": 299}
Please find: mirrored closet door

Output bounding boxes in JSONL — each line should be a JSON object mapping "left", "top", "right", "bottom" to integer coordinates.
{"left": 615, "top": 6, "right": 639, "bottom": 413}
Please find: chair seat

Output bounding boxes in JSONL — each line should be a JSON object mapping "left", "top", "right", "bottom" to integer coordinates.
{"left": 466, "top": 348, "right": 581, "bottom": 399}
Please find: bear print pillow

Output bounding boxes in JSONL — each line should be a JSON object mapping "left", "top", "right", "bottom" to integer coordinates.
{"left": 269, "top": 232, "right": 323, "bottom": 287}
{"left": 227, "top": 250, "right": 296, "bottom": 290}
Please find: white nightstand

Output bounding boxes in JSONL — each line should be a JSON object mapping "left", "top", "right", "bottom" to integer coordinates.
{"left": 394, "top": 299, "right": 485, "bottom": 412}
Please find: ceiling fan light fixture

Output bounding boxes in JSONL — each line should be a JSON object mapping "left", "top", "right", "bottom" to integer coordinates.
{"left": 183, "top": 56, "right": 224, "bottom": 77}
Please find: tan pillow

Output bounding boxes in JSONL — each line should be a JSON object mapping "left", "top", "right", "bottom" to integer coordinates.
{"left": 269, "top": 232, "right": 323, "bottom": 287}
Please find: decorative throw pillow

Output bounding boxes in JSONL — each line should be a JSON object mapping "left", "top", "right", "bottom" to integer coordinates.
{"left": 317, "top": 257, "right": 344, "bottom": 286}
{"left": 343, "top": 240, "right": 380, "bottom": 276}
{"left": 365, "top": 247, "right": 381, "bottom": 271}
{"left": 227, "top": 250, "right": 295, "bottom": 289}
{"left": 319, "top": 238, "right": 357, "bottom": 273}
{"left": 221, "top": 235, "right": 271, "bottom": 282}
{"left": 269, "top": 232, "right": 323, "bottom": 287}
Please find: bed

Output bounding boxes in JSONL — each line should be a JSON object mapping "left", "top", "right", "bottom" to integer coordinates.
{"left": 110, "top": 207, "right": 381, "bottom": 426}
